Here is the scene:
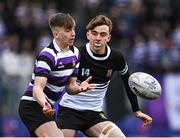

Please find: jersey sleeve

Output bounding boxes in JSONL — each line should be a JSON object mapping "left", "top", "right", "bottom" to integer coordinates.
{"left": 114, "top": 50, "right": 140, "bottom": 112}
{"left": 34, "top": 50, "right": 55, "bottom": 77}
{"left": 121, "top": 70, "right": 140, "bottom": 112}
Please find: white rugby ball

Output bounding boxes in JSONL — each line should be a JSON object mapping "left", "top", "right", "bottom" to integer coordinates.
{"left": 128, "top": 72, "right": 161, "bottom": 99}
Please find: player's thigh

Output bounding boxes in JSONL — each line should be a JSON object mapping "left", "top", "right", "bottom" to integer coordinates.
{"left": 85, "top": 121, "right": 125, "bottom": 137}
{"left": 35, "top": 121, "right": 63, "bottom": 137}
{"left": 61, "top": 129, "right": 76, "bottom": 137}
{"left": 19, "top": 100, "right": 56, "bottom": 136}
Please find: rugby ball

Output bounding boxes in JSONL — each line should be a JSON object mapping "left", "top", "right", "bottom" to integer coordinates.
{"left": 128, "top": 72, "right": 161, "bottom": 99}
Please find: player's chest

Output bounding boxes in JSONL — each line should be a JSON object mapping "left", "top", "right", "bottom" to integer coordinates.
{"left": 79, "top": 57, "right": 115, "bottom": 78}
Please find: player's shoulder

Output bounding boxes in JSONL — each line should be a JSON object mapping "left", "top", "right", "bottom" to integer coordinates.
{"left": 40, "top": 42, "right": 58, "bottom": 55}
{"left": 109, "top": 47, "right": 124, "bottom": 59}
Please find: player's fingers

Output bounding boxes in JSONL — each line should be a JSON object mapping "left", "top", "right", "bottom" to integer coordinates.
{"left": 142, "top": 119, "right": 152, "bottom": 127}
{"left": 85, "top": 76, "right": 92, "bottom": 82}
{"left": 43, "top": 109, "right": 55, "bottom": 116}
{"left": 89, "top": 84, "right": 96, "bottom": 89}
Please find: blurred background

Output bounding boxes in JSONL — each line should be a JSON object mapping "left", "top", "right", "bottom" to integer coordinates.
{"left": 0, "top": 0, "right": 180, "bottom": 137}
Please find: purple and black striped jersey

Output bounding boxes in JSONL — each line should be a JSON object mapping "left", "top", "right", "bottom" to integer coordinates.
{"left": 21, "top": 39, "right": 80, "bottom": 104}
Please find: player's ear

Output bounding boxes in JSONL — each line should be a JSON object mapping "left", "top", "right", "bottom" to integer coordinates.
{"left": 53, "top": 31, "right": 58, "bottom": 38}
{"left": 107, "top": 34, "right": 111, "bottom": 42}
{"left": 86, "top": 31, "right": 90, "bottom": 40}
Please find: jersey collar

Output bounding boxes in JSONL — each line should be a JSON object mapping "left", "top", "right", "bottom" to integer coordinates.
{"left": 86, "top": 43, "right": 111, "bottom": 60}
{"left": 53, "top": 39, "right": 70, "bottom": 53}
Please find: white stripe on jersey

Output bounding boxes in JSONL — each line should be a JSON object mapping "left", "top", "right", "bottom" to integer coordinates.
{"left": 119, "top": 63, "right": 128, "bottom": 75}
{"left": 75, "top": 62, "right": 79, "bottom": 68}
{"left": 60, "top": 81, "right": 110, "bottom": 111}
{"left": 21, "top": 96, "right": 36, "bottom": 101}
{"left": 36, "top": 60, "right": 51, "bottom": 70}
{"left": 21, "top": 95, "right": 56, "bottom": 104}
{"left": 51, "top": 69, "right": 77, "bottom": 77}
{"left": 46, "top": 83, "right": 65, "bottom": 92}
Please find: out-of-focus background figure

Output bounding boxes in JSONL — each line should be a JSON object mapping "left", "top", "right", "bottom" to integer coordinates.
{"left": 0, "top": 0, "right": 179, "bottom": 137}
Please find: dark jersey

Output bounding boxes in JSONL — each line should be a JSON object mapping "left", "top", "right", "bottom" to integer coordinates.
{"left": 60, "top": 43, "right": 139, "bottom": 112}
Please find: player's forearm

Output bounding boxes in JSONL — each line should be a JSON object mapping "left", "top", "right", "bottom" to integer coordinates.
{"left": 121, "top": 71, "right": 140, "bottom": 112}
{"left": 66, "top": 83, "right": 80, "bottom": 95}
{"left": 33, "top": 86, "right": 47, "bottom": 107}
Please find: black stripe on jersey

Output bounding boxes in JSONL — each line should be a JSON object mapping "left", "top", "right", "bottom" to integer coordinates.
{"left": 24, "top": 90, "right": 60, "bottom": 102}
{"left": 24, "top": 91, "right": 33, "bottom": 97}
{"left": 44, "top": 88, "right": 60, "bottom": 101}
{"left": 69, "top": 46, "right": 74, "bottom": 53}
{"left": 37, "top": 55, "right": 54, "bottom": 69}
{"left": 47, "top": 79, "right": 66, "bottom": 87}
{"left": 48, "top": 42, "right": 58, "bottom": 55}
{"left": 52, "top": 61, "right": 78, "bottom": 71}
{"left": 35, "top": 73, "right": 49, "bottom": 77}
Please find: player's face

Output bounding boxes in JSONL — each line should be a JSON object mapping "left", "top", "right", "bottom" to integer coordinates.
{"left": 53, "top": 26, "right": 76, "bottom": 47}
{"left": 87, "top": 25, "right": 111, "bottom": 54}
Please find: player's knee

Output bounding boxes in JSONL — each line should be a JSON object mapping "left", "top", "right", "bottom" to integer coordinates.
{"left": 99, "top": 123, "right": 126, "bottom": 137}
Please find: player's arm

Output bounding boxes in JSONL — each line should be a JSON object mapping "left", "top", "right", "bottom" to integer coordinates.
{"left": 121, "top": 71, "right": 152, "bottom": 126}
{"left": 115, "top": 50, "right": 152, "bottom": 126}
{"left": 33, "top": 76, "right": 48, "bottom": 107}
{"left": 33, "top": 76, "right": 54, "bottom": 116}
{"left": 66, "top": 76, "right": 94, "bottom": 94}
{"left": 121, "top": 71, "right": 140, "bottom": 112}
{"left": 32, "top": 50, "right": 55, "bottom": 116}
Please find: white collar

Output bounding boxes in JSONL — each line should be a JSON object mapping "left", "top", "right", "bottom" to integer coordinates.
{"left": 53, "top": 39, "right": 70, "bottom": 52}
{"left": 85, "top": 43, "right": 111, "bottom": 60}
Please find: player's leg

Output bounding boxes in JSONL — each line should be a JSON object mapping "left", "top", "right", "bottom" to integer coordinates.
{"left": 85, "top": 121, "right": 126, "bottom": 137}
{"left": 19, "top": 100, "right": 63, "bottom": 137}
{"left": 61, "top": 129, "right": 76, "bottom": 137}
{"left": 57, "top": 107, "right": 78, "bottom": 137}
{"left": 35, "top": 121, "right": 64, "bottom": 137}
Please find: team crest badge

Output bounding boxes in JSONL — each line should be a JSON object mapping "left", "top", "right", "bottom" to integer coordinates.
{"left": 72, "top": 59, "right": 76, "bottom": 67}
{"left": 106, "top": 69, "right": 112, "bottom": 77}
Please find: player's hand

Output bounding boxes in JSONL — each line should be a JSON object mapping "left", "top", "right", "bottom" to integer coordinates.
{"left": 79, "top": 76, "right": 95, "bottom": 92}
{"left": 42, "top": 102, "right": 55, "bottom": 117}
{"left": 134, "top": 111, "right": 152, "bottom": 127}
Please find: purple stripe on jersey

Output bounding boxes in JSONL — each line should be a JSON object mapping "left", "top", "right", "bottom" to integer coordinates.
{"left": 40, "top": 51, "right": 55, "bottom": 64}
{"left": 57, "top": 56, "right": 78, "bottom": 65}
{"left": 44, "top": 87, "right": 64, "bottom": 101}
{"left": 26, "top": 85, "right": 33, "bottom": 92}
{"left": 35, "top": 67, "right": 50, "bottom": 75}
{"left": 73, "top": 68, "right": 78, "bottom": 74}
{"left": 49, "top": 76, "right": 70, "bottom": 84}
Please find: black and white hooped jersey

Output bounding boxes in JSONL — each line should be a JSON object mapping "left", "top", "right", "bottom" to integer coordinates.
{"left": 21, "top": 39, "right": 80, "bottom": 105}
{"left": 60, "top": 43, "right": 128, "bottom": 111}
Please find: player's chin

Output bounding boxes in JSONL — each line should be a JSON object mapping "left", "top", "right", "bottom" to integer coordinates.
{"left": 68, "top": 41, "right": 74, "bottom": 46}
{"left": 68, "top": 39, "right": 75, "bottom": 45}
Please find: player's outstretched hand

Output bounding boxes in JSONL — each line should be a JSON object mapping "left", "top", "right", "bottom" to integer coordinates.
{"left": 42, "top": 102, "right": 55, "bottom": 117}
{"left": 79, "top": 76, "right": 95, "bottom": 92}
{"left": 134, "top": 111, "right": 152, "bottom": 127}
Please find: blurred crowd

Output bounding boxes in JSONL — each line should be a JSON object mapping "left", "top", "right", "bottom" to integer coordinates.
{"left": 0, "top": 0, "right": 180, "bottom": 115}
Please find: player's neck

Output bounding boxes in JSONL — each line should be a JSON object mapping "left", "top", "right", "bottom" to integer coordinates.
{"left": 90, "top": 46, "right": 106, "bottom": 55}
{"left": 56, "top": 39, "right": 69, "bottom": 52}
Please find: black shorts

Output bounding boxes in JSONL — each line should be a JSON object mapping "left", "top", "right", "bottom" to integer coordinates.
{"left": 57, "top": 106, "right": 109, "bottom": 133}
{"left": 18, "top": 100, "right": 54, "bottom": 136}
